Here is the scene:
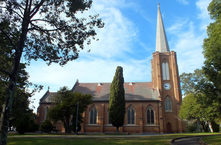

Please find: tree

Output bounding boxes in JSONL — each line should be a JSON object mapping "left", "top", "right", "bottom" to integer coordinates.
{"left": 179, "top": 93, "right": 219, "bottom": 132}
{"left": 203, "top": 0, "right": 221, "bottom": 100}
{"left": 180, "top": 69, "right": 204, "bottom": 96}
{"left": 201, "top": 0, "right": 221, "bottom": 130}
{"left": 0, "top": 62, "right": 42, "bottom": 128}
{"left": 179, "top": 69, "right": 220, "bottom": 132}
{"left": 109, "top": 66, "right": 125, "bottom": 132}
{"left": 15, "top": 109, "right": 38, "bottom": 134}
{"left": 40, "top": 119, "right": 53, "bottom": 130}
{"left": 47, "top": 86, "right": 93, "bottom": 133}
{"left": 0, "top": 0, "right": 104, "bottom": 143}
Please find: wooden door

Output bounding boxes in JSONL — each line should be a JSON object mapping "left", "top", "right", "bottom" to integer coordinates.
{"left": 167, "top": 122, "right": 172, "bottom": 133}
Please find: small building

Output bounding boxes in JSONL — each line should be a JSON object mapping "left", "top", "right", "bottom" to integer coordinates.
{"left": 36, "top": 4, "right": 185, "bottom": 133}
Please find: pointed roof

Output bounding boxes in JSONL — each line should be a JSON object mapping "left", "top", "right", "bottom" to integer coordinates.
{"left": 156, "top": 3, "right": 170, "bottom": 52}
{"left": 71, "top": 81, "right": 160, "bottom": 101}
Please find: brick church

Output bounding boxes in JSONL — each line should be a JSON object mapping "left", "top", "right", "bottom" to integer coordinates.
{"left": 36, "top": 4, "right": 185, "bottom": 133}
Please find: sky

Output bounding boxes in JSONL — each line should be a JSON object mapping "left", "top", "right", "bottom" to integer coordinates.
{"left": 25, "top": 0, "right": 213, "bottom": 112}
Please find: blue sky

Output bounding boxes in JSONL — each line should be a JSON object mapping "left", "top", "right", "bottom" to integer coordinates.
{"left": 26, "top": 0, "right": 212, "bottom": 112}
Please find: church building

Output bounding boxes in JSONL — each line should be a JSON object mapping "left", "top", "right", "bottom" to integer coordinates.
{"left": 36, "top": 4, "right": 185, "bottom": 133}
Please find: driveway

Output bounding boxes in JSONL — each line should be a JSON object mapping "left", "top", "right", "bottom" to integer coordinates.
{"left": 171, "top": 137, "right": 203, "bottom": 145}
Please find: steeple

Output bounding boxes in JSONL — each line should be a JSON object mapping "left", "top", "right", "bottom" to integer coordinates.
{"left": 156, "top": 3, "right": 170, "bottom": 52}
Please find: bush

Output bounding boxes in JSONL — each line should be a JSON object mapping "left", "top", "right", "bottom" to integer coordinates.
{"left": 41, "top": 119, "right": 53, "bottom": 130}
{"left": 28, "top": 121, "right": 39, "bottom": 132}
{"left": 15, "top": 114, "right": 30, "bottom": 134}
{"left": 187, "top": 123, "right": 197, "bottom": 132}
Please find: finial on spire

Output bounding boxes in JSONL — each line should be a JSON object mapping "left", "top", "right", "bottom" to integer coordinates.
{"left": 158, "top": 3, "right": 159, "bottom": 7}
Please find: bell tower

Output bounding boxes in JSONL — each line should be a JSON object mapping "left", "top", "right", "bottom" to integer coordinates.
{"left": 151, "top": 3, "right": 183, "bottom": 133}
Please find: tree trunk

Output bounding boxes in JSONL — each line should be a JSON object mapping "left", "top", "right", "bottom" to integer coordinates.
{"left": 116, "top": 127, "right": 119, "bottom": 132}
{"left": 0, "top": 67, "right": 19, "bottom": 145}
{"left": 200, "top": 121, "right": 209, "bottom": 132}
{"left": 65, "top": 117, "right": 70, "bottom": 133}
{"left": 208, "top": 122, "right": 213, "bottom": 132}
{"left": 0, "top": 6, "right": 30, "bottom": 145}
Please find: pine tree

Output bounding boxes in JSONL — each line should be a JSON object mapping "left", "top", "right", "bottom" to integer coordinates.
{"left": 109, "top": 66, "right": 125, "bottom": 132}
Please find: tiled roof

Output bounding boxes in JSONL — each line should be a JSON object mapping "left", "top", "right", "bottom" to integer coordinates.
{"left": 71, "top": 81, "right": 160, "bottom": 101}
{"left": 40, "top": 81, "right": 160, "bottom": 103}
{"left": 40, "top": 91, "right": 57, "bottom": 103}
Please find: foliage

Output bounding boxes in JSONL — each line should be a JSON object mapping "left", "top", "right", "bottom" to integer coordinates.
{"left": 203, "top": 0, "right": 221, "bottom": 114}
{"left": 180, "top": 69, "right": 204, "bottom": 96}
{"left": 40, "top": 119, "right": 53, "bottom": 130}
{"left": 185, "top": 121, "right": 204, "bottom": 133}
{"left": 0, "top": 63, "right": 41, "bottom": 128}
{"left": 109, "top": 66, "right": 125, "bottom": 132}
{"left": 0, "top": 0, "right": 104, "bottom": 143}
{"left": 180, "top": 93, "right": 209, "bottom": 132}
{"left": 15, "top": 110, "right": 38, "bottom": 134}
{"left": 186, "top": 123, "right": 198, "bottom": 133}
{"left": 47, "top": 87, "right": 93, "bottom": 133}
{"left": 180, "top": 69, "right": 221, "bottom": 132}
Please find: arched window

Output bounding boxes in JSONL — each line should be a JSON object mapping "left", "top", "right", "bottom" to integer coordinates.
{"left": 45, "top": 106, "right": 48, "bottom": 120}
{"left": 127, "top": 106, "right": 135, "bottom": 124}
{"left": 147, "top": 106, "right": 155, "bottom": 124}
{"left": 165, "top": 96, "right": 172, "bottom": 111}
{"left": 89, "top": 106, "right": 97, "bottom": 124}
{"left": 162, "top": 59, "right": 170, "bottom": 80}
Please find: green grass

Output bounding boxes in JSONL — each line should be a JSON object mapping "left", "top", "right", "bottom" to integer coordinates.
{"left": 7, "top": 132, "right": 221, "bottom": 145}
{"left": 202, "top": 135, "right": 221, "bottom": 145}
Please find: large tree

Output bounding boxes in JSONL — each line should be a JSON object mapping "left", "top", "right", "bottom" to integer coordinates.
{"left": 47, "top": 86, "right": 93, "bottom": 133}
{"left": 109, "top": 66, "right": 125, "bottom": 132}
{"left": 203, "top": 0, "right": 221, "bottom": 97}
{"left": 0, "top": 0, "right": 104, "bottom": 143}
{"left": 179, "top": 93, "right": 219, "bottom": 132}
{"left": 202, "top": 0, "right": 221, "bottom": 127}
{"left": 179, "top": 69, "right": 220, "bottom": 132}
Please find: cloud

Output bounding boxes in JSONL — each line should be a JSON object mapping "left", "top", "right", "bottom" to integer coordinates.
{"left": 27, "top": 0, "right": 143, "bottom": 112}
{"left": 177, "top": 0, "right": 189, "bottom": 5}
{"left": 167, "top": 0, "right": 211, "bottom": 74}
{"left": 196, "top": 0, "right": 212, "bottom": 30}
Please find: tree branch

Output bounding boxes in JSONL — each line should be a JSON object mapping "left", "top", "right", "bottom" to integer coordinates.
{"left": 11, "top": 9, "right": 24, "bottom": 20}
{"left": 29, "top": 0, "right": 45, "bottom": 19}
{"left": 0, "top": 69, "right": 11, "bottom": 77}
{"left": 28, "top": 22, "right": 62, "bottom": 32}
{"left": 30, "top": 19, "right": 59, "bottom": 28}
{"left": 0, "top": 28, "right": 16, "bottom": 50}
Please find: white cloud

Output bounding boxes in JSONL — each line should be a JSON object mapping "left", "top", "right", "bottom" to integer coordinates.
{"left": 177, "top": 0, "right": 189, "bottom": 5}
{"left": 167, "top": 0, "right": 211, "bottom": 74}
{"left": 196, "top": 0, "right": 212, "bottom": 30}
{"left": 27, "top": 0, "right": 142, "bottom": 112}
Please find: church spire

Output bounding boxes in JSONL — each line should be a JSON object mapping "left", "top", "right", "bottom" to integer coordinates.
{"left": 156, "top": 3, "right": 170, "bottom": 52}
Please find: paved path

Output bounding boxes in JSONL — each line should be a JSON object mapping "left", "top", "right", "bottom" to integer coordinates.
{"left": 171, "top": 137, "right": 202, "bottom": 145}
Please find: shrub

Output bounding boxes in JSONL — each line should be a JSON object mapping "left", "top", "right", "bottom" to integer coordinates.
{"left": 41, "top": 119, "right": 53, "bottom": 130}
{"left": 28, "top": 121, "right": 39, "bottom": 132}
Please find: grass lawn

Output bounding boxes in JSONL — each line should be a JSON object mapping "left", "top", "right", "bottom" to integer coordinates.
{"left": 202, "top": 135, "right": 221, "bottom": 145}
{"left": 7, "top": 132, "right": 221, "bottom": 145}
